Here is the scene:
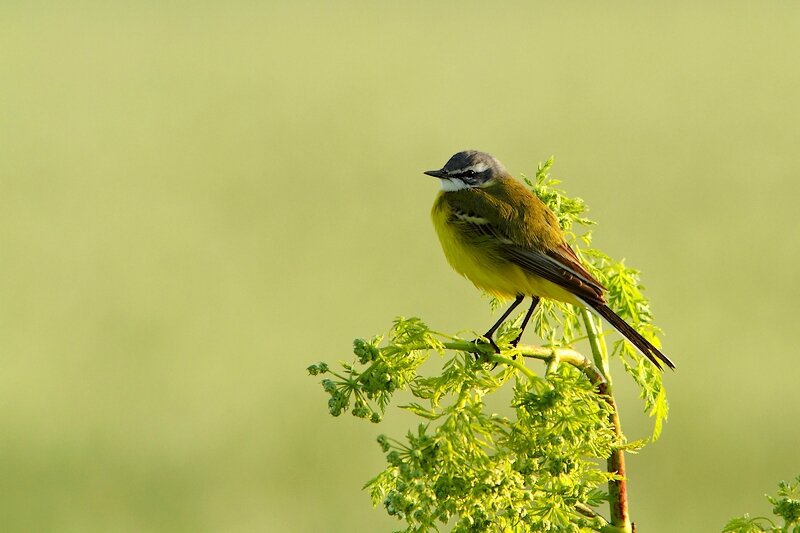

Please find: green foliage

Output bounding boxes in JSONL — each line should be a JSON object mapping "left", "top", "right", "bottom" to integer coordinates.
{"left": 311, "top": 317, "right": 617, "bottom": 532}
{"left": 309, "top": 159, "right": 670, "bottom": 531}
{"left": 724, "top": 476, "right": 800, "bottom": 533}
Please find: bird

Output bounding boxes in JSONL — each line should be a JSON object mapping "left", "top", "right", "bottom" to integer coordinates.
{"left": 425, "top": 150, "right": 674, "bottom": 370}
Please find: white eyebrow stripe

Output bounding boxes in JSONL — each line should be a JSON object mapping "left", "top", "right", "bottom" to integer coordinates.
{"left": 463, "top": 162, "right": 489, "bottom": 173}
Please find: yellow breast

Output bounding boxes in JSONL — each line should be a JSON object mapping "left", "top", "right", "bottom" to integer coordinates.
{"left": 431, "top": 192, "right": 578, "bottom": 304}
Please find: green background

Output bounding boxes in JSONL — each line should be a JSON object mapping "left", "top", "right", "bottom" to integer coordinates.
{"left": 2, "top": 2, "right": 799, "bottom": 531}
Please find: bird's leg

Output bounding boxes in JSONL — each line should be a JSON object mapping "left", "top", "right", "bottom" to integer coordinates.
{"left": 511, "top": 296, "right": 540, "bottom": 347}
{"left": 478, "top": 294, "right": 524, "bottom": 353}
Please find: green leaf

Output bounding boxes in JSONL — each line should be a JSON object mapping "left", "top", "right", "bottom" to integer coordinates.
{"left": 722, "top": 514, "right": 772, "bottom": 532}
{"left": 400, "top": 403, "right": 441, "bottom": 420}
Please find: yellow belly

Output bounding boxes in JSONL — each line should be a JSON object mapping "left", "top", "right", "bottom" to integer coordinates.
{"left": 431, "top": 194, "right": 578, "bottom": 304}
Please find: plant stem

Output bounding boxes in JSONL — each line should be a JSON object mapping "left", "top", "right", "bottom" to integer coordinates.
{"left": 581, "top": 308, "right": 610, "bottom": 380}
{"left": 581, "top": 308, "right": 632, "bottom": 533}
{"left": 440, "top": 340, "right": 606, "bottom": 385}
{"left": 487, "top": 353, "right": 539, "bottom": 381}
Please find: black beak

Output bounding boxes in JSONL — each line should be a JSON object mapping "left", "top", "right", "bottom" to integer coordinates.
{"left": 424, "top": 169, "right": 447, "bottom": 178}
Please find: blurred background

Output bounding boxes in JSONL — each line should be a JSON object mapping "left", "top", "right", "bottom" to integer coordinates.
{"left": 2, "top": 2, "right": 799, "bottom": 531}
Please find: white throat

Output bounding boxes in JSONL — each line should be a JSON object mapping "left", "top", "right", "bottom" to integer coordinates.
{"left": 440, "top": 178, "right": 469, "bottom": 191}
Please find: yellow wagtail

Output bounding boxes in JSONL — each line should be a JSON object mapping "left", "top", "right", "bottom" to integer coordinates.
{"left": 425, "top": 150, "right": 674, "bottom": 370}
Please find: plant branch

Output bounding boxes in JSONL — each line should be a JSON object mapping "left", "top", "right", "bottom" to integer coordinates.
{"left": 581, "top": 308, "right": 610, "bottom": 381}
{"left": 440, "top": 340, "right": 607, "bottom": 386}
{"left": 580, "top": 309, "right": 632, "bottom": 533}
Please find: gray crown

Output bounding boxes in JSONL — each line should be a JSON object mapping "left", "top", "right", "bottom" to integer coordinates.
{"left": 424, "top": 150, "right": 509, "bottom": 186}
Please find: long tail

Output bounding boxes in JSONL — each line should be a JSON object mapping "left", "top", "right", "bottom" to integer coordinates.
{"left": 584, "top": 300, "right": 676, "bottom": 371}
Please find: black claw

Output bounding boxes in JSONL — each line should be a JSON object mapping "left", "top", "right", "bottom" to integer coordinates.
{"left": 508, "top": 339, "right": 521, "bottom": 359}
{"left": 470, "top": 337, "right": 500, "bottom": 368}
{"left": 470, "top": 337, "right": 500, "bottom": 352}
{"left": 488, "top": 337, "right": 500, "bottom": 353}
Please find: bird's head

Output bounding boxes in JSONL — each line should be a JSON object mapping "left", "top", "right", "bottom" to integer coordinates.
{"left": 424, "top": 150, "right": 509, "bottom": 191}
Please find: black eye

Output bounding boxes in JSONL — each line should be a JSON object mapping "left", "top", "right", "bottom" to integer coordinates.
{"left": 464, "top": 170, "right": 475, "bottom": 177}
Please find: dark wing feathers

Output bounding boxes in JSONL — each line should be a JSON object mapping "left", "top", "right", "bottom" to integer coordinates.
{"left": 552, "top": 243, "right": 606, "bottom": 290}
{"left": 503, "top": 245, "right": 605, "bottom": 304}
{"left": 447, "top": 184, "right": 605, "bottom": 304}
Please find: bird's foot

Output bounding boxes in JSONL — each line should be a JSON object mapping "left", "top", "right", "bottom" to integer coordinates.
{"left": 471, "top": 337, "right": 500, "bottom": 369}
{"left": 471, "top": 336, "right": 500, "bottom": 354}
{"left": 507, "top": 335, "right": 524, "bottom": 359}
